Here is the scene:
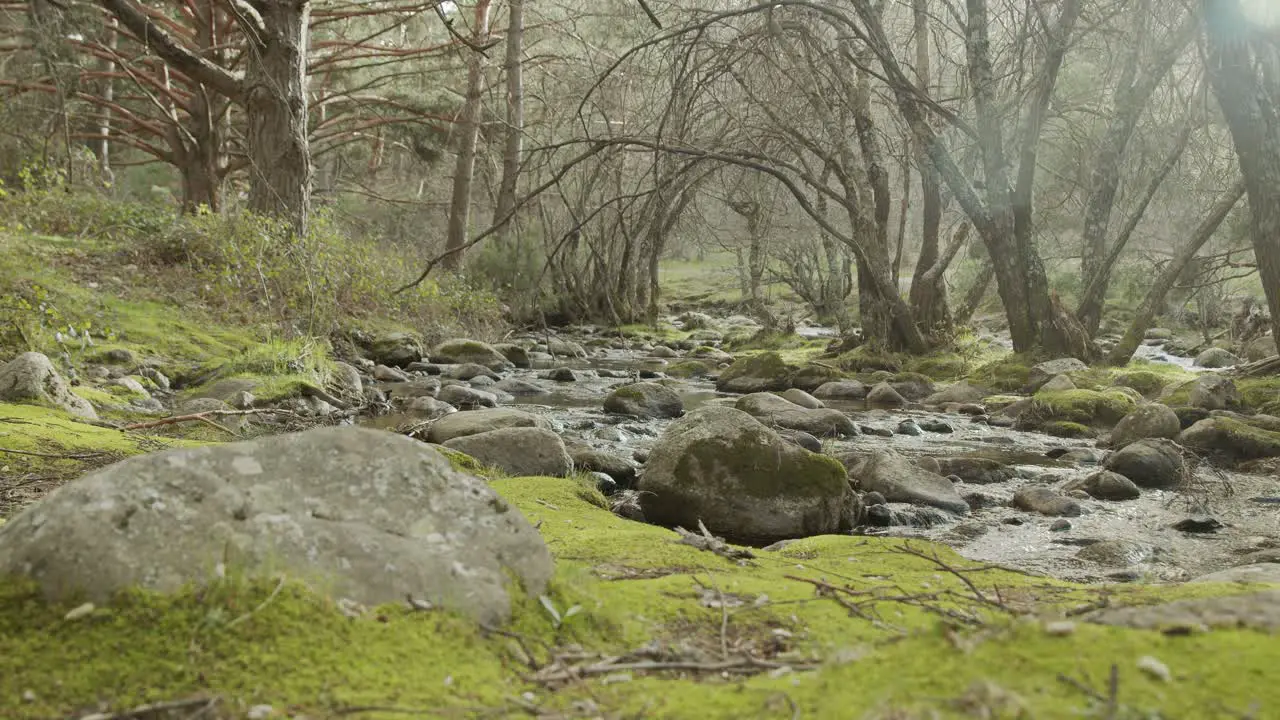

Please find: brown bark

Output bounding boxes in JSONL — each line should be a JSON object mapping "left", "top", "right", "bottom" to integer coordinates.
{"left": 491, "top": 0, "right": 523, "bottom": 242}
{"left": 443, "top": 0, "right": 493, "bottom": 271}
{"left": 1107, "top": 179, "right": 1247, "bottom": 365}
{"left": 1203, "top": 0, "right": 1280, "bottom": 355}
{"left": 906, "top": 0, "right": 950, "bottom": 335}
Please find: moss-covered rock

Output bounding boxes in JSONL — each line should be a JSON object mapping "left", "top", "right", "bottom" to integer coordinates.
{"left": 904, "top": 353, "right": 968, "bottom": 380}
{"left": 834, "top": 345, "right": 901, "bottom": 373}
{"left": 603, "top": 382, "right": 684, "bottom": 419}
{"left": 966, "top": 354, "right": 1034, "bottom": 392}
{"left": 638, "top": 406, "right": 852, "bottom": 542}
{"left": 1239, "top": 376, "right": 1280, "bottom": 413}
{"left": 1042, "top": 421, "right": 1097, "bottom": 439}
{"left": 789, "top": 363, "right": 846, "bottom": 392}
{"left": 1179, "top": 417, "right": 1280, "bottom": 461}
{"left": 1113, "top": 370, "right": 1171, "bottom": 397}
{"left": 1025, "top": 389, "right": 1138, "bottom": 428}
{"left": 665, "top": 359, "right": 714, "bottom": 378}
{"left": 431, "top": 339, "right": 510, "bottom": 370}
{"left": 714, "top": 351, "right": 796, "bottom": 394}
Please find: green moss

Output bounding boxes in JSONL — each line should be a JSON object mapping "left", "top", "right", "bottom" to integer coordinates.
{"left": 1197, "top": 418, "right": 1280, "bottom": 459}
{"left": 1113, "top": 370, "right": 1172, "bottom": 397}
{"left": 1029, "top": 389, "right": 1138, "bottom": 426}
{"left": 718, "top": 351, "right": 796, "bottom": 385}
{"left": 1159, "top": 379, "right": 1196, "bottom": 407}
{"left": 672, "top": 425, "right": 846, "bottom": 499}
{"left": 1042, "top": 421, "right": 1097, "bottom": 439}
{"left": 666, "top": 360, "right": 713, "bottom": 378}
{"left": 3, "top": 475, "right": 1278, "bottom": 718}
{"left": 433, "top": 445, "right": 491, "bottom": 475}
{"left": 1238, "top": 376, "right": 1280, "bottom": 412}
{"left": 904, "top": 352, "right": 968, "bottom": 380}
{"left": 835, "top": 345, "right": 902, "bottom": 372}
{"left": 1064, "top": 367, "right": 1116, "bottom": 391}
{"left": 791, "top": 363, "right": 846, "bottom": 387}
{"left": 966, "top": 353, "right": 1035, "bottom": 392}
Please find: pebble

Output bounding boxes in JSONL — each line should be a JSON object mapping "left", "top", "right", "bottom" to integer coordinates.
{"left": 1044, "top": 620, "right": 1076, "bottom": 636}
{"left": 1050, "top": 519, "right": 1072, "bottom": 532}
{"left": 1172, "top": 516, "right": 1225, "bottom": 533}
{"left": 919, "top": 419, "right": 954, "bottom": 433}
{"left": 1137, "top": 655, "right": 1171, "bottom": 683}
{"left": 895, "top": 420, "right": 923, "bottom": 436}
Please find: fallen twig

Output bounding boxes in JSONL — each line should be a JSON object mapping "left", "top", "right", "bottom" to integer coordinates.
{"left": 533, "top": 655, "right": 810, "bottom": 685}
{"left": 673, "top": 519, "right": 756, "bottom": 562}
{"left": 0, "top": 446, "right": 106, "bottom": 460}
{"left": 123, "top": 408, "right": 296, "bottom": 432}
{"left": 76, "top": 695, "right": 219, "bottom": 720}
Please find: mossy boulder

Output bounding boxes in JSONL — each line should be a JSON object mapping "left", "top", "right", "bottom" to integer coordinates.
{"left": 1110, "top": 403, "right": 1181, "bottom": 448}
{"left": 666, "top": 359, "right": 714, "bottom": 378}
{"left": 425, "top": 408, "right": 552, "bottom": 444}
{"left": 1113, "top": 370, "right": 1171, "bottom": 397}
{"left": 0, "top": 427, "right": 552, "bottom": 624}
{"left": 369, "top": 331, "right": 424, "bottom": 368}
{"left": 431, "top": 339, "right": 511, "bottom": 370}
{"left": 905, "top": 353, "right": 968, "bottom": 380}
{"left": 1042, "top": 421, "right": 1097, "bottom": 439}
{"left": 889, "top": 372, "right": 936, "bottom": 400}
{"left": 1025, "top": 389, "right": 1137, "bottom": 428}
{"left": 966, "top": 354, "right": 1033, "bottom": 392}
{"left": 715, "top": 352, "right": 796, "bottom": 393}
{"left": 0, "top": 352, "right": 97, "bottom": 420}
{"left": 925, "top": 381, "right": 987, "bottom": 406}
{"left": 1239, "top": 376, "right": 1280, "bottom": 413}
{"left": 1027, "top": 358, "right": 1088, "bottom": 391}
{"left": 734, "top": 392, "right": 856, "bottom": 437}
{"left": 603, "top": 382, "right": 684, "bottom": 419}
{"left": 1104, "top": 438, "right": 1186, "bottom": 489}
{"left": 1194, "top": 347, "right": 1242, "bottom": 368}
{"left": 848, "top": 449, "right": 970, "bottom": 515}
{"left": 493, "top": 343, "right": 532, "bottom": 368}
{"left": 1178, "top": 417, "right": 1280, "bottom": 461}
{"left": 835, "top": 346, "right": 901, "bottom": 372}
{"left": 443, "top": 427, "right": 574, "bottom": 477}
{"left": 638, "top": 406, "right": 854, "bottom": 543}
{"left": 790, "top": 363, "right": 847, "bottom": 392}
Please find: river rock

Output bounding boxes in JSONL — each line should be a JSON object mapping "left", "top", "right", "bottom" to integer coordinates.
{"left": 781, "top": 388, "right": 824, "bottom": 409}
{"left": 0, "top": 352, "right": 97, "bottom": 419}
{"left": 1178, "top": 417, "right": 1280, "bottom": 461}
{"left": 896, "top": 419, "right": 922, "bottom": 436}
{"left": 604, "top": 382, "right": 684, "bottom": 419}
{"left": 1243, "top": 335, "right": 1276, "bottom": 362}
{"left": 790, "top": 364, "right": 846, "bottom": 392}
{"left": 715, "top": 352, "right": 795, "bottom": 393}
{"left": 403, "top": 396, "right": 456, "bottom": 420}
{"left": 328, "top": 361, "right": 364, "bottom": 401}
{"left": 891, "top": 375, "right": 936, "bottom": 400}
{"left": 1104, "top": 438, "right": 1186, "bottom": 489}
{"left": 567, "top": 445, "right": 638, "bottom": 487}
{"left": 426, "top": 408, "right": 552, "bottom": 444}
{"left": 1194, "top": 347, "right": 1241, "bottom": 368}
{"left": 1065, "top": 470, "right": 1141, "bottom": 501}
{"left": 0, "top": 427, "right": 552, "bottom": 624}
{"left": 813, "top": 380, "right": 869, "bottom": 400}
{"left": 494, "top": 377, "right": 551, "bottom": 396}
{"left": 848, "top": 449, "right": 969, "bottom": 515}
{"left": 1191, "top": 564, "right": 1280, "bottom": 584}
{"left": 1089, "top": 589, "right": 1280, "bottom": 632}
{"left": 493, "top": 343, "right": 532, "bottom": 368}
{"left": 1028, "top": 358, "right": 1087, "bottom": 390}
{"left": 437, "top": 384, "right": 497, "bottom": 409}
{"left": 368, "top": 331, "right": 423, "bottom": 368}
{"left": 374, "top": 364, "right": 411, "bottom": 382}
{"left": 776, "top": 428, "right": 823, "bottom": 453}
{"left": 925, "top": 382, "right": 986, "bottom": 406}
{"left": 649, "top": 345, "right": 679, "bottom": 359}
{"left": 866, "top": 382, "right": 907, "bottom": 407}
{"left": 432, "top": 339, "right": 511, "bottom": 370}
{"left": 547, "top": 339, "right": 588, "bottom": 359}
{"left": 1039, "top": 374, "right": 1077, "bottom": 392}
{"left": 934, "top": 457, "right": 1016, "bottom": 485}
{"left": 1110, "top": 403, "right": 1181, "bottom": 448}
{"left": 1076, "top": 539, "right": 1152, "bottom": 567}
{"left": 1188, "top": 374, "right": 1243, "bottom": 411}
{"left": 735, "top": 392, "right": 857, "bottom": 437}
{"left": 637, "top": 406, "right": 855, "bottom": 543}
{"left": 447, "top": 363, "right": 500, "bottom": 381}
{"left": 1012, "top": 486, "right": 1082, "bottom": 517}
{"left": 444, "top": 427, "right": 573, "bottom": 477}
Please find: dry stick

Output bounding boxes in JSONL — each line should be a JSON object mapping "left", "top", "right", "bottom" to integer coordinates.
{"left": 123, "top": 408, "right": 295, "bottom": 431}
{"left": 891, "top": 544, "right": 1014, "bottom": 613}
{"left": 534, "top": 656, "right": 809, "bottom": 684}
{"left": 78, "top": 696, "right": 219, "bottom": 720}
{"left": 0, "top": 446, "right": 106, "bottom": 460}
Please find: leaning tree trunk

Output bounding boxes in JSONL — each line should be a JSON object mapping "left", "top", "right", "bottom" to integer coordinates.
{"left": 906, "top": 0, "right": 951, "bottom": 335}
{"left": 442, "top": 0, "right": 493, "bottom": 270}
{"left": 244, "top": 0, "right": 313, "bottom": 236}
{"left": 1204, "top": 0, "right": 1280, "bottom": 354}
{"left": 1107, "top": 179, "right": 1247, "bottom": 365}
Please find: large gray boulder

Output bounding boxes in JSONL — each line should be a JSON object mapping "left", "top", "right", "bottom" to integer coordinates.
{"left": 865, "top": 382, "right": 907, "bottom": 408}
{"left": 368, "top": 331, "right": 424, "bottom": 368}
{"left": 812, "top": 380, "right": 869, "bottom": 401}
{"left": 925, "top": 382, "right": 986, "bottom": 406}
{"left": 426, "top": 408, "right": 552, "bottom": 444}
{"left": 638, "top": 407, "right": 854, "bottom": 543}
{"left": 443, "top": 427, "right": 573, "bottom": 477}
{"left": 1178, "top": 417, "right": 1280, "bottom": 461}
{"left": 0, "top": 427, "right": 551, "bottom": 624}
{"left": 1194, "top": 347, "right": 1241, "bottom": 369}
{"left": 1110, "top": 403, "right": 1181, "bottom": 448}
{"left": 849, "top": 449, "right": 970, "bottom": 515}
{"left": 603, "top": 382, "right": 685, "bottom": 419}
{"left": 437, "top": 384, "right": 498, "bottom": 409}
{"left": 1188, "top": 374, "right": 1243, "bottom": 411}
{"left": 1103, "top": 438, "right": 1186, "bottom": 489}
{"left": 1028, "top": 358, "right": 1087, "bottom": 391}
{"left": 431, "top": 339, "right": 511, "bottom": 370}
{"left": 735, "top": 392, "right": 856, "bottom": 437}
{"left": 0, "top": 352, "right": 97, "bottom": 419}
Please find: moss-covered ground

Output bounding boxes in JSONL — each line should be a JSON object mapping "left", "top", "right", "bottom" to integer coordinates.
{"left": 2, "top": 476, "right": 1277, "bottom": 718}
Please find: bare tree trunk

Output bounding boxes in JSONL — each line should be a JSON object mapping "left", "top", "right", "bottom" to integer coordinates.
{"left": 1204, "top": 0, "right": 1280, "bottom": 354}
{"left": 955, "top": 258, "right": 994, "bottom": 326}
{"left": 244, "top": 0, "right": 313, "bottom": 236}
{"left": 443, "top": 0, "right": 493, "bottom": 270}
{"left": 907, "top": 0, "right": 950, "bottom": 335}
{"left": 1077, "top": 8, "right": 1196, "bottom": 335}
{"left": 1107, "top": 179, "right": 1246, "bottom": 365}
{"left": 491, "top": 0, "right": 523, "bottom": 242}
{"left": 96, "top": 16, "right": 118, "bottom": 178}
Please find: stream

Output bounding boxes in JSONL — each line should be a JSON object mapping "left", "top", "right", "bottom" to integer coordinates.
{"left": 364, "top": 327, "right": 1279, "bottom": 586}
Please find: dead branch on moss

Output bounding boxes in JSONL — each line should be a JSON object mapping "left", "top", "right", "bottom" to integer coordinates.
{"left": 76, "top": 695, "right": 220, "bottom": 720}
{"left": 122, "top": 408, "right": 299, "bottom": 433}
{"left": 532, "top": 653, "right": 815, "bottom": 687}
{"left": 673, "top": 520, "right": 756, "bottom": 562}
{"left": 1057, "top": 663, "right": 1121, "bottom": 718}
{"left": 784, "top": 573, "right": 994, "bottom": 629}
{"left": 0, "top": 446, "right": 107, "bottom": 460}
{"left": 888, "top": 544, "right": 1016, "bottom": 615}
